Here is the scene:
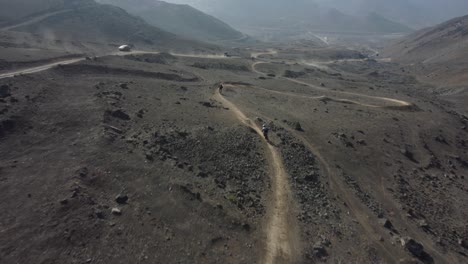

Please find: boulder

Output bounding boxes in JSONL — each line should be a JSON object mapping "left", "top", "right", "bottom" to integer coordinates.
{"left": 0, "top": 85, "right": 11, "bottom": 98}
{"left": 111, "top": 109, "right": 131, "bottom": 120}
{"left": 458, "top": 238, "right": 468, "bottom": 249}
{"left": 312, "top": 241, "right": 328, "bottom": 258}
{"left": 115, "top": 194, "right": 128, "bottom": 204}
{"left": 111, "top": 208, "right": 122, "bottom": 215}
{"left": 401, "top": 237, "right": 424, "bottom": 257}
{"left": 378, "top": 218, "right": 393, "bottom": 229}
{"left": 401, "top": 149, "right": 416, "bottom": 162}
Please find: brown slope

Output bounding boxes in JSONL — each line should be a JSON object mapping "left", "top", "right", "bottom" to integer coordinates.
{"left": 1, "top": 0, "right": 218, "bottom": 53}
{"left": 384, "top": 15, "right": 468, "bottom": 64}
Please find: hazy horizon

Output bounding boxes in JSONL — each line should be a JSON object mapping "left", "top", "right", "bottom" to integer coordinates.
{"left": 163, "top": 0, "right": 468, "bottom": 29}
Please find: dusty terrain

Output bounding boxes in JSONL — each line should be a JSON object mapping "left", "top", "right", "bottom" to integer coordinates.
{"left": 383, "top": 15, "right": 468, "bottom": 117}
{"left": 0, "top": 29, "right": 467, "bottom": 264}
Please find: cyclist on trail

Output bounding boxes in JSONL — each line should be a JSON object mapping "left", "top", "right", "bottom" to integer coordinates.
{"left": 219, "top": 83, "right": 224, "bottom": 94}
{"left": 262, "top": 124, "right": 270, "bottom": 141}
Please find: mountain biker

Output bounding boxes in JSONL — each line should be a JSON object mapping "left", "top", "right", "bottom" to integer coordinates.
{"left": 219, "top": 83, "right": 224, "bottom": 93}
{"left": 262, "top": 124, "right": 269, "bottom": 140}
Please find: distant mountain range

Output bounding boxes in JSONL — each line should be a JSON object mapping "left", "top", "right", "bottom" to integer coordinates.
{"left": 175, "top": 0, "right": 412, "bottom": 35}
{"left": 165, "top": 0, "right": 468, "bottom": 32}
{"left": 312, "top": 9, "right": 412, "bottom": 33}
{"left": 96, "top": 0, "right": 245, "bottom": 42}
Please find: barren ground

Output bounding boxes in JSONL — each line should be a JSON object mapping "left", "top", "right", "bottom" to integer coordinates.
{"left": 0, "top": 34, "right": 467, "bottom": 264}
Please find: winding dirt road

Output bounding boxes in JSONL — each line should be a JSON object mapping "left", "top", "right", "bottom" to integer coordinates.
{"left": 0, "top": 58, "right": 84, "bottom": 79}
{"left": 243, "top": 50, "right": 453, "bottom": 263}
{"left": 0, "top": 49, "right": 304, "bottom": 263}
{"left": 0, "top": 50, "right": 162, "bottom": 80}
{"left": 251, "top": 60, "right": 412, "bottom": 109}
{"left": 215, "top": 88, "right": 301, "bottom": 264}
{"left": 1, "top": 49, "right": 449, "bottom": 263}
{"left": 0, "top": 51, "right": 231, "bottom": 80}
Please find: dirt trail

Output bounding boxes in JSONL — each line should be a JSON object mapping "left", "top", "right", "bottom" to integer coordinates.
{"left": 286, "top": 78, "right": 412, "bottom": 107}
{"left": 281, "top": 130, "right": 399, "bottom": 262}
{"left": 0, "top": 58, "right": 84, "bottom": 79}
{"left": 215, "top": 88, "right": 301, "bottom": 264}
{"left": 1, "top": 49, "right": 455, "bottom": 262}
{"left": 0, "top": 51, "right": 236, "bottom": 80}
{"left": 252, "top": 60, "right": 412, "bottom": 108}
{"left": 248, "top": 50, "right": 452, "bottom": 263}
{"left": 236, "top": 82, "right": 382, "bottom": 108}
{"left": 237, "top": 83, "right": 455, "bottom": 264}
{"left": 222, "top": 81, "right": 399, "bottom": 262}
{"left": 169, "top": 53, "right": 237, "bottom": 59}
{"left": 251, "top": 49, "right": 278, "bottom": 59}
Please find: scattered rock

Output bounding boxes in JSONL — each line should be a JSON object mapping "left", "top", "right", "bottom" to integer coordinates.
{"left": 0, "top": 119, "right": 16, "bottom": 137}
{"left": 95, "top": 210, "right": 105, "bottom": 219}
{"left": 77, "top": 167, "right": 89, "bottom": 177}
{"left": 110, "top": 109, "right": 131, "bottom": 121}
{"left": 103, "top": 124, "right": 124, "bottom": 134}
{"left": 378, "top": 218, "right": 393, "bottom": 229}
{"left": 368, "top": 71, "right": 379, "bottom": 77}
{"left": 294, "top": 122, "right": 303, "bottom": 131}
{"left": 199, "top": 101, "right": 215, "bottom": 108}
{"left": 137, "top": 109, "right": 145, "bottom": 118}
{"left": 304, "top": 172, "right": 317, "bottom": 182}
{"left": 312, "top": 241, "right": 328, "bottom": 258}
{"left": 434, "top": 135, "right": 448, "bottom": 144}
{"left": 418, "top": 219, "right": 429, "bottom": 229}
{"left": 111, "top": 208, "right": 122, "bottom": 215}
{"left": 401, "top": 149, "right": 417, "bottom": 162}
{"left": 115, "top": 194, "right": 128, "bottom": 204}
{"left": 284, "top": 70, "right": 306, "bottom": 78}
{"left": 119, "top": 83, "right": 128, "bottom": 89}
{"left": 458, "top": 238, "right": 468, "bottom": 249}
{"left": 401, "top": 237, "right": 424, "bottom": 257}
{"left": 0, "top": 84, "right": 11, "bottom": 98}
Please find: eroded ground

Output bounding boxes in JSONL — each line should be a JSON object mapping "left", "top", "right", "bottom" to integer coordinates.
{"left": 0, "top": 44, "right": 467, "bottom": 264}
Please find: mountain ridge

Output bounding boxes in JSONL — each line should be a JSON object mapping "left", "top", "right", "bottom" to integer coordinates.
{"left": 0, "top": 0, "right": 217, "bottom": 52}
{"left": 96, "top": 0, "right": 246, "bottom": 42}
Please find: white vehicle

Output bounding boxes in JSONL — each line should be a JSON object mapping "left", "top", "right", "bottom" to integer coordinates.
{"left": 118, "top": 45, "right": 131, "bottom": 52}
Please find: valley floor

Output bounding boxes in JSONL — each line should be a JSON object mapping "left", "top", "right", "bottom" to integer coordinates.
{"left": 0, "top": 43, "right": 467, "bottom": 264}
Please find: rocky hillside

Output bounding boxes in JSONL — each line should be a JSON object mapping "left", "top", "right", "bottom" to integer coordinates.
{"left": 384, "top": 15, "right": 468, "bottom": 63}
{"left": 97, "top": 0, "right": 245, "bottom": 42}
{"left": 187, "top": 0, "right": 412, "bottom": 35}
{"left": 0, "top": 0, "right": 94, "bottom": 22}
{"left": 1, "top": 0, "right": 215, "bottom": 51}
{"left": 384, "top": 15, "right": 468, "bottom": 115}
{"left": 317, "top": 9, "right": 412, "bottom": 33}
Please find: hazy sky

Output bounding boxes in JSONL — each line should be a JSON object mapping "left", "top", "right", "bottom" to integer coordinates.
{"left": 163, "top": 0, "right": 468, "bottom": 18}
{"left": 162, "top": 0, "right": 468, "bottom": 29}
